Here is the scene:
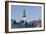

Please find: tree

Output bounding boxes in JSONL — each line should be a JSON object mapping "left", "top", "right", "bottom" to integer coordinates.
{"left": 13, "top": 20, "right": 16, "bottom": 24}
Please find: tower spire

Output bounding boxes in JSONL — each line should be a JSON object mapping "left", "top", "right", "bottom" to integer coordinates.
{"left": 23, "top": 10, "right": 26, "bottom": 17}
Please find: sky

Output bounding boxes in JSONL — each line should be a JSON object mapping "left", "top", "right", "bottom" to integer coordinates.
{"left": 11, "top": 5, "right": 42, "bottom": 22}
